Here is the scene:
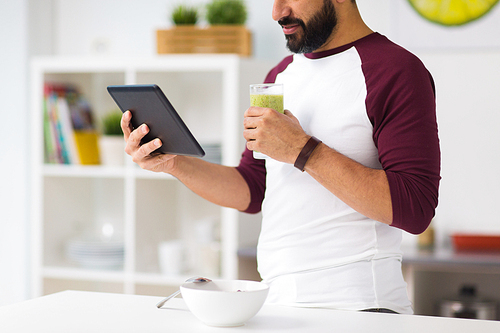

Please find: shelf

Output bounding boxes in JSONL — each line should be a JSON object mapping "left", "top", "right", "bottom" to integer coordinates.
{"left": 41, "top": 163, "right": 180, "bottom": 180}
{"left": 43, "top": 266, "right": 126, "bottom": 283}
{"left": 237, "top": 246, "right": 257, "bottom": 258}
{"left": 133, "top": 273, "right": 196, "bottom": 286}
{"left": 43, "top": 164, "right": 126, "bottom": 178}
{"left": 42, "top": 267, "right": 215, "bottom": 288}
{"left": 31, "top": 55, "right": 268, "bottom": 298}
{"left": 402, "top": 246, "right": 500, "bottom": 272}
{"left": 33, "top": 54, "right": 246, "bottom": 73}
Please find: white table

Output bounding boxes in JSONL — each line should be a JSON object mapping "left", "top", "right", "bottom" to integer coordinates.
{"left": 1, "top": 291, "right": 500, "bottom": 332}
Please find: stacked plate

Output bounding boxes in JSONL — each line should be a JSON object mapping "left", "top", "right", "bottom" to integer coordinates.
{"left": 67, "top": 237, "right": 124, "bottom": 270}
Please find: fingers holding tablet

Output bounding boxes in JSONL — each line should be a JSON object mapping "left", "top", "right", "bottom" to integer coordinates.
{"left": 108, "top": 84, "right": 205, "bottom": 158}
{"left": 120, "top": 110, "right": 133, "bottom": 140}
{"left": 122, "top": 111, "right": 164, "bottom": 163}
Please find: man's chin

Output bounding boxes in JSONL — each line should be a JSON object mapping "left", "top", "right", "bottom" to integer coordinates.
{"left": 285, "top": 35, "right": 304, "bottom": 54}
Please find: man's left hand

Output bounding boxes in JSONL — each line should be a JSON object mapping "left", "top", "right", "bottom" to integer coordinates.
{"left": 243, "top": 107, "right": 310, "bottom": 164}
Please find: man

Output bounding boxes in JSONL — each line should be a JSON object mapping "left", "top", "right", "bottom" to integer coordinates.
{"left": 121, "top": 0, "right": 440, "bottom": 314}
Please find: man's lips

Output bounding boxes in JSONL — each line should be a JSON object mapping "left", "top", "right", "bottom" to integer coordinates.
{"left": 282, "top": 24, "right": 300, "bottom": 35}
{"left": 278, "top": 17, "right": 303, "bottom": 35}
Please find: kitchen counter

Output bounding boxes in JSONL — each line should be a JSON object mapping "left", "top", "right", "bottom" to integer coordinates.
{"left": 1, "top": 290, "right": 500, "bottom": 332}
{"left": 241, "top": 246, "right": 500, "bottom": 270}
{"left": 402, "top": 246, "right": 500, "bottom": 271}
{"left": 401, "top": 246, "right": 500, "bottom": 318}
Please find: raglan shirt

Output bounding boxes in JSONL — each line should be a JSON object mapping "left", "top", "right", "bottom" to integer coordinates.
{"left": 236, "top": 33, "right": 440, "bottom": 313}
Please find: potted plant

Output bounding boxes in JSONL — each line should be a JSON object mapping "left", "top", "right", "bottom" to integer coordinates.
{"left": 99, "top": 110, "right": 125, "bottom": 166}
{"left": 156, "top": 0, "right": 251, "bottom": 56}
{"left": 171, "top": 4, "right": 199, "bottom": 25}
{"left": 206, "top": 0, "right": 247, "bottom": 25}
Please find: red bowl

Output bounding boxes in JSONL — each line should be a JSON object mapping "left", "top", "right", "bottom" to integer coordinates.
{"left": 452, "top": 234, "right": 500, "bottom": 252}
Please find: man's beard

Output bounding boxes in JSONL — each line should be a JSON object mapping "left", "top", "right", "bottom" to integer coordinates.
{"left": 279, "top": 0, "right": 338, "bottom": 54}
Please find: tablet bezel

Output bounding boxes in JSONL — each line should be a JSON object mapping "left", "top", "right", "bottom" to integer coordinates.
{"left": 107, "top": 84, "right": 205, "bottom": 157}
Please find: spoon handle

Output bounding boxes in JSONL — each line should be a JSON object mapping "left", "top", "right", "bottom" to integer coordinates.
{"left": 156, "top": 290, "right": 180, "bottom": 308}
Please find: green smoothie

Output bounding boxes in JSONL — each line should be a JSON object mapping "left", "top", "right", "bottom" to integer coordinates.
{"left": 250, "top": 94, "right": 284, "bottom": 113}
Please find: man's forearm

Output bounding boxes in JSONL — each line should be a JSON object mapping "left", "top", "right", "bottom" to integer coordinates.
{"left": 170, "top": 156, "right": 251, "bottom": 211}
{"left": 304, "top": 143, "right": 393, "bottom": 225}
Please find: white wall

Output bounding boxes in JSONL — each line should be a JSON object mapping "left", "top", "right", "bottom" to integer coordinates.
{"left": 0, "top": 0, "right": 29, "bottom": 306}
{"left": 421, "top": 51, "right": 500, "bottom": 241}
{"left": 2, "top": 0, "right": 500, "bottom": 305}
{"left": 387, "top": 1, "right": 500, "bottom": 245}
{"left": 52, "top": 0, "right": 500, "bottom": 242}
{"left": 51, "top": 0, "right": 290, "bottom": 62}
{"left": 51, "top": 0, "right": 500, "bottom": 241}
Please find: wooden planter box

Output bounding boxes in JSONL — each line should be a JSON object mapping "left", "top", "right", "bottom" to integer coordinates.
{"left": 157, "top": 25, "right": 252, "bottom": 56}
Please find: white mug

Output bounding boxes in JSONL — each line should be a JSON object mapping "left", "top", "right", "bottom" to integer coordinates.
{"left": 158, "top": 240, "right": 185, "bottom": 275}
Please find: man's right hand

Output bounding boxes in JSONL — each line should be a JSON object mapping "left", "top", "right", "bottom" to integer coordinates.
{"left": 120, "top": 110, "right": 178, "bottom": 173}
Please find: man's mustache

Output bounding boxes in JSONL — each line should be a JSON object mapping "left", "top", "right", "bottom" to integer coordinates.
{"left": 278, "top": 16, "right": 305, "bottom": 28}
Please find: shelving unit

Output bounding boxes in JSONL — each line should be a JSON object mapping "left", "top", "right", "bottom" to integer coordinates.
{"left": 30, "top": 55, "right": 269, "bottom": 298}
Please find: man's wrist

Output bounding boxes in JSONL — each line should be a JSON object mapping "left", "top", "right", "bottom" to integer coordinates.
{"left": 294, "top": 136, "right": 322, "bottom": 172}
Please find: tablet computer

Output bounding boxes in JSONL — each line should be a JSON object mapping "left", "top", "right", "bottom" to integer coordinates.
{"left": 107, "top": 84, "right": 205, "bottom": 157}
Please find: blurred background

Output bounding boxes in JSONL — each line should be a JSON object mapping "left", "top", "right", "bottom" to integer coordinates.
{"left": 1, "top": 0, "right": 500, "bottom": 313}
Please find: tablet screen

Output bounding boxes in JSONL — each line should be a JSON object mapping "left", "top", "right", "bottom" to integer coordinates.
{"left": 107, "top": 84, "right": 205, "bottom": 157}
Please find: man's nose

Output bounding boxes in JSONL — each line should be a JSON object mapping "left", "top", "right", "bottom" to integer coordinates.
{"left": 272, "top": 0, "right": 292, "bottom": 21}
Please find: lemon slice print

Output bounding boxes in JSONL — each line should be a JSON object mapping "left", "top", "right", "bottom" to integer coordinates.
{"left": 408, "top": 0, "right": 500, "bottom": 26}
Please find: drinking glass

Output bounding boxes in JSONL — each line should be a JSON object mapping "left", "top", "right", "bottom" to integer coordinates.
{"left": 249, "top": 84, "right": 284, "bottom": 113}
{"left": 249, "top": 84, "right": 284, "bottom": 158}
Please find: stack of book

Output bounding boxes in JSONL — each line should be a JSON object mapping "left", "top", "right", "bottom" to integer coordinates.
{"left": 43, "top": 84, "right": 100, "bottom": 165}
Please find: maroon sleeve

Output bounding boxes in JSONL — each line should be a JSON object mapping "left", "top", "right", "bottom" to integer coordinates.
{"left": 235, "top": 148, "right": 266, "bottom": 213}
{"left": 361, "top": 36, "right": 441, "bottom": 235}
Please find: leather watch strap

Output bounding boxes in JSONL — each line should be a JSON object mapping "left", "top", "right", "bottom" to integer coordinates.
{"left": 294, "top": 136, "right": 321, "bottom": 172}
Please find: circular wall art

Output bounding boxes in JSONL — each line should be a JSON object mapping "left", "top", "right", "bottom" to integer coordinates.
{"left": 407, "top": 0, "right": 500, "bottom": 26}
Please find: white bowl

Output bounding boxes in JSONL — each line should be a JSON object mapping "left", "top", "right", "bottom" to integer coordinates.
{"left": 180, "top": 279, "right": 269, "bottom": 327}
